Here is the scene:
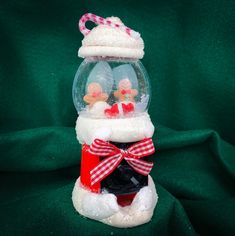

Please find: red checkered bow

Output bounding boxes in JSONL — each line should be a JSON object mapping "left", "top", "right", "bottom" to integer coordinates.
{"left": 89, "top": 138, "right": 155, "bottom": 185}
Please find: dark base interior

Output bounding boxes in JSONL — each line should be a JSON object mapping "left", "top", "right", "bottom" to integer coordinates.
{"left": 101, "top": 142, "right": 148, "bottom": 196}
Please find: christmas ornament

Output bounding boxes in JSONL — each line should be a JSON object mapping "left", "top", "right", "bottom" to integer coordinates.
{"left": 72, "top": 13, "right": 158, "bottom": 228}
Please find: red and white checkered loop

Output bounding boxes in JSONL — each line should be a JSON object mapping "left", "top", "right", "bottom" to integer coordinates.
{"left": 78, "top": 13, "right": 140, "bottom": 39}
{"left": 89, "top": 138, "right": 155, "bottom": 186}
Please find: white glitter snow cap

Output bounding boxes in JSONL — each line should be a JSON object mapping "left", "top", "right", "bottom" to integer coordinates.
{"left": 78, "top": 13, "right": 144, "bottom": 59}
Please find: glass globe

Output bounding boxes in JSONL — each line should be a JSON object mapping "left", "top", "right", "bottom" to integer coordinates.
{"left": 72, "top": 57, "right": 151, "bottom": 119}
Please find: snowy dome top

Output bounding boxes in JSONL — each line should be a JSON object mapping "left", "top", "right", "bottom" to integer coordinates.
{"left": 78, "top": 13, "right": 144, "bottom": 59}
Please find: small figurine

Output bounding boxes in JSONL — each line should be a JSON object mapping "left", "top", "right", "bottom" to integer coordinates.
{"left": 80, "top": 61, "right": 113, "bottom": 117}
{"left": 83, "top": 82, "right": 108, "bottom": 107}
{"left": 105, "top": 64, "right": 138, "bottom": 118}
{"left": 113, "top": 64, "right": 138, "bottom": 103}
{"left": 114, "top": 78, "right": 138, "bottom": 102}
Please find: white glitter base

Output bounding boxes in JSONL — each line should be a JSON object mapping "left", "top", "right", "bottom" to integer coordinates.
{"left": 72, "top": 176, "right": 158, "bottom": 228}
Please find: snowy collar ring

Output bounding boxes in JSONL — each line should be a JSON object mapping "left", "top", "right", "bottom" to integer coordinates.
{"left": 89, "top": 138, "right": 155, "bottom": 185}
{"left": 78, "top": 13, "right": 141, "bottom": 39}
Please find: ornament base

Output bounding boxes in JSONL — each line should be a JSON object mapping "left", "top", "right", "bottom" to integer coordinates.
{"left": 72, "top": 175, "right": 158, "bottom": 228}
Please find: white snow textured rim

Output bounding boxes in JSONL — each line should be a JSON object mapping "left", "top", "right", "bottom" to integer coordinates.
{"left": 75, "top": 112, "right": 155, "bottom": 145}
{"left": 78, "top": 46, "right": 144, "bottom": 59}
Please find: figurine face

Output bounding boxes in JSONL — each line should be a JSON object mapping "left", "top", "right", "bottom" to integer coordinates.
{"left": 73, "top": 58, "right": 150, "bottom": 118}
{"left": 118, "top": 78, "right": 132, "bottom": 90}
{"left": 88, "top": 82, "right": 102, "bottom": 96}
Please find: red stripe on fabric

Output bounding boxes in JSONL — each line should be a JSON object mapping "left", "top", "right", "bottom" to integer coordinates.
{"left": 91, "top": 154, "right": 121, "bottom": 174}
{"left": 91, "top": 155, "right": 123, "bottom": 185}
{"left": 127, "top": 162, "right": 151, "bottom": 175}
{"left": 91, "top": 159, "right": 117, "bottom": 180}
{"left": 91, "top": 159, "right": 117, "bottom": 181}
{"left": 127, "top": 163, "right": 149, "bottom": 176}
{"left": 128, "top": 161, "right": 153, "bottom": 172}
{"left": 125, "top": 158, "right": 153, "bottom": 168}
{"left": 128, "top": 138, "right": 152, "bottom": 151}
{"left": 91, "top": 143, "right": 114, "bottom": 151}
{"left": 132, "top": 143, "right": 154, "bottom": 153}
{"left": 127, "top": 160, "right": 153, "bottom": 171}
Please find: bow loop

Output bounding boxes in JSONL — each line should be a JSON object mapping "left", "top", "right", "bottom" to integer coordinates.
{"left": 89, "top": 139, "right": 119, "bottom": 156}
{"left": 128, "top": 138, "right": 155, "bottom": 158}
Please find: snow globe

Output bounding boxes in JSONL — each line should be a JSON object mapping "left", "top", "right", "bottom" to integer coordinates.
{"left": 72, "top": 13, "right": 158, "bottom": 228}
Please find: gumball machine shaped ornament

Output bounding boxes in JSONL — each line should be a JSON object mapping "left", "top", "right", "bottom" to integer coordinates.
{"left": 72, "top": 13, "right": 158, "bottom": 228}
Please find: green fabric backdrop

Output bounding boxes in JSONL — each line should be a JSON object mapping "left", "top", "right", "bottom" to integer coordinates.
{"left": 0, "top": 0, "right": 235, "bottom": 235}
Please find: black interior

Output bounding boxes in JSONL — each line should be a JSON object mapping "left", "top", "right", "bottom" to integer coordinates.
{"left": 101, "top": 141, "right": 149, "bottom": 195}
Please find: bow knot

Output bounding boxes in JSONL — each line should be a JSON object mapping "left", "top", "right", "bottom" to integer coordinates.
{"left": 89, "top": 138, "right": 155, "bottom": 185}
{"left": 120, "top": 149, "right": 128, "bottom": 157}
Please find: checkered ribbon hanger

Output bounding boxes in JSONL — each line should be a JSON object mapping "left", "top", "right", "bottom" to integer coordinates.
{"left": 78, "top": 13, "right": 141, "bottom": 39}
{"left": 89, "top": 138, "right": 155, "bottom": 186}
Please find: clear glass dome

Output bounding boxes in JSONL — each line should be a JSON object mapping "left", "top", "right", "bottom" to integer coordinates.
{"left": 72, "top": 57, "right": 151, "bottom": 119}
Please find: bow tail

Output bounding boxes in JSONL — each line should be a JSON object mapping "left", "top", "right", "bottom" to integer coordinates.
{"left": 90, "top": 154, "right": 123, "bottom": 185}
{"left": 126, "top": 158, "right": 153, "bottom": 176}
